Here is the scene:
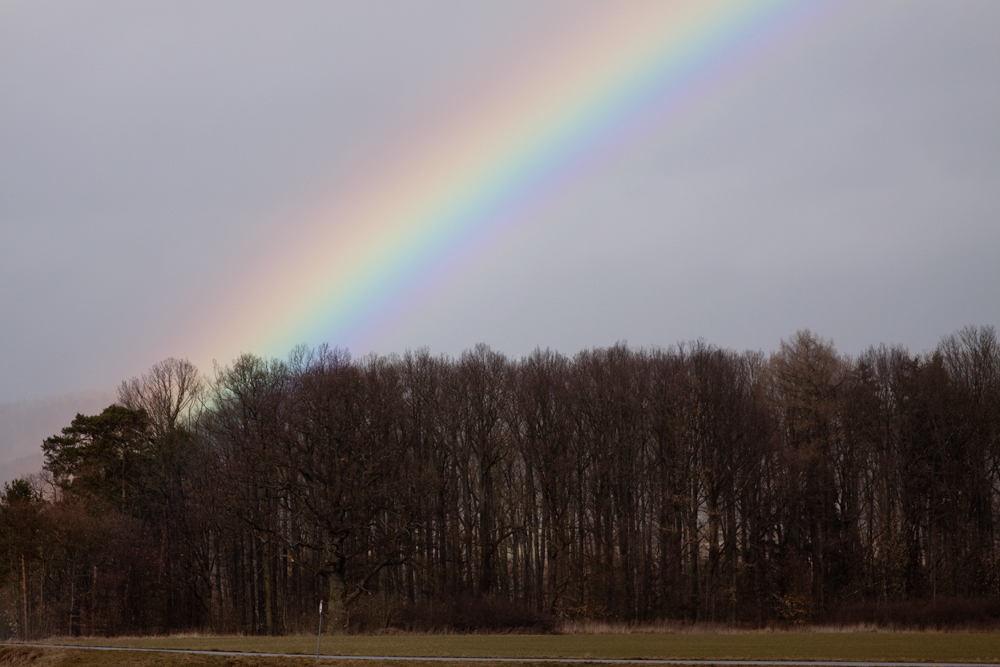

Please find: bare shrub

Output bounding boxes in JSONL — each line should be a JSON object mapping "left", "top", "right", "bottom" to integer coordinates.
{"left": 830, "top": 598, "right": 1000, "bottom": 630}
{"left": 346, "top": 594, "right": 555, "bottom": 634}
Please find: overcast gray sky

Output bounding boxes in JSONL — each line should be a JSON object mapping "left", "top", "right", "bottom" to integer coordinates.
{"left": 1, "top": 0, "right": 998, "bottom": 405}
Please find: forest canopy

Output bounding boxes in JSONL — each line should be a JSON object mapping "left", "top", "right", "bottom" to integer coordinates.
{"left": 2, "top": 326, "right": 999, "bottom": 637}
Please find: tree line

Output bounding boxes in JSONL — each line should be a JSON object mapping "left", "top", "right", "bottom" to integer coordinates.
{"left": 1, "top": 326, "right": 999, "bottom": 637}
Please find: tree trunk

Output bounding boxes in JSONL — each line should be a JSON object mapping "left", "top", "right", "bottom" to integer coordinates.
{"left": 262, "top": 537, "right": 274, "bottom": 635}
{"left": 21, "top": 553, "right": 29, "bottom": 640}
{"left": 324, "top": 549, "right": 348, "bottom": 630}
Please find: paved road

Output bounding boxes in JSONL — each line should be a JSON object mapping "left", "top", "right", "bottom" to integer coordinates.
{"left": 6, "top": 643, "right": 998, "bottom": 667}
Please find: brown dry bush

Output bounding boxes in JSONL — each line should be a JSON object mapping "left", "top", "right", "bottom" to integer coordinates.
{"left": 830, "top": 598, "right": 1000, "bottom": 630}
{"left": 0, "top": 647, "right": 68, "bottom": 667}
{"left": 0, "top": 646, "right": 332, "bottom": 667}
{"left": 346, "top": 594, "right": 556, "bottom": 633}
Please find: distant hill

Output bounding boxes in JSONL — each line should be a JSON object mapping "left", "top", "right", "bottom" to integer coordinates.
{"left": 0, "top": 389, "right": 116, "bottom": 486}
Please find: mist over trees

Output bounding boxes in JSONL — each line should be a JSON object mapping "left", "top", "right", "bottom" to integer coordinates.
{"left": 1, "top": 327, "right": 999, "bottom": 637}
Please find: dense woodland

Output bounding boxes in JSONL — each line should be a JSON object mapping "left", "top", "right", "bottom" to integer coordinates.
{"left": 2, "top": 326, "right": 999, "bottom": 637}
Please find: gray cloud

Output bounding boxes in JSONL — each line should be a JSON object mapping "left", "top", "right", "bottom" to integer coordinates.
{"left": 1, "top": 0, "right": 997, "bottom": 403}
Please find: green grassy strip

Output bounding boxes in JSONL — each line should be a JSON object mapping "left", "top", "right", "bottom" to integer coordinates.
{"left": 35, "top": 632, "right": 1000, "bottom": 663}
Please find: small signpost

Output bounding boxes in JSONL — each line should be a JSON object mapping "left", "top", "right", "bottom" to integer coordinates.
{"left": 316, "top": 599, "right": 324, "bottom": 660}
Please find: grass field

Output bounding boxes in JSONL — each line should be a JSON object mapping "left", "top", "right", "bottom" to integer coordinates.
{"left": 6, "top": 631, "right": 1000, "bottom": 665}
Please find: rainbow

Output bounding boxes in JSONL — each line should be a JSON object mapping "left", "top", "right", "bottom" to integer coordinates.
{"left": 186, "top": 0, "right": 838, "bottom": 368}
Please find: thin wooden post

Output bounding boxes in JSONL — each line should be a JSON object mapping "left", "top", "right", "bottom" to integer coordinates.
{"left": 316, "top": 599, "right": 324, "bottom": 660}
